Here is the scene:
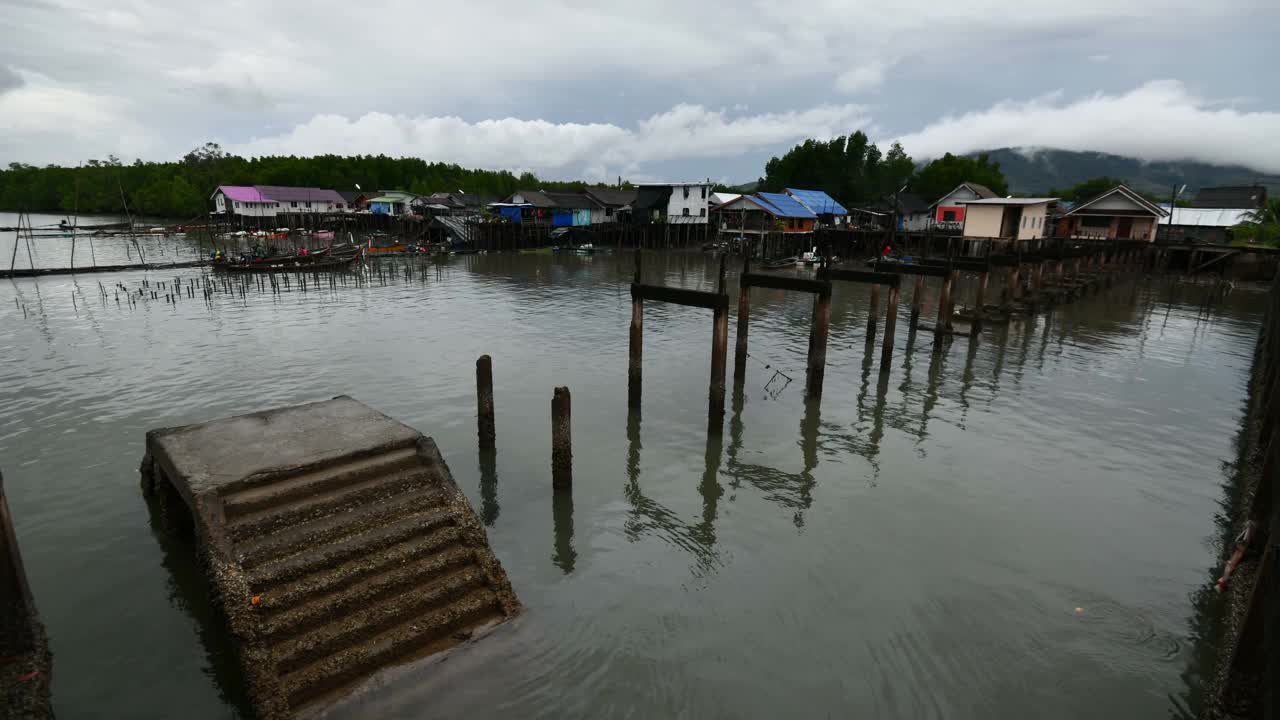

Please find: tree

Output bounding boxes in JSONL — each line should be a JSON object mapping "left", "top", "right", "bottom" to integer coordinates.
{"left": 911, "top": 152, "right": 1009, "bottom": 202}
{"left": 1235, "top": 198, "right": 1280, "bottom": 246}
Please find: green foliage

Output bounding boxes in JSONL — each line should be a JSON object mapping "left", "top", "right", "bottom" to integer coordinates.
{"left": 911, "top": 153, "right": 1009, "bottom": 202}
{"left": 759, "top": 133, "right": 917, "bottom": 206}
{"left": 1234, "top": 198, "right": 1280, "bottom": 246}
{"left": 0, "top": 144, "right": 598, "bottom": 219}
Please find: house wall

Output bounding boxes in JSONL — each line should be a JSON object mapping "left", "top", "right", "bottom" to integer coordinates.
{"left": 1015, "top": 203, "right": 1051, "bottom": 239}
{"left": 665, "top": 184, "right": 712, "bottom": 223}
{"left": 902, "top": 211, "right": 931, "bottom": 232}
{"left": 962, "top": 205, "right": 1004, "bottom": 238}
{"left": 1068, "top": 214, "right": 1159, "bottom": 241}
{"left": 216, "top": 193, "right": 279, "bottom": 218}
{"left": 572, "top": 209, "right": 592, "bottom": 226}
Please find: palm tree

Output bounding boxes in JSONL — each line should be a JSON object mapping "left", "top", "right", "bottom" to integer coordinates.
{"left": 1243, "top": 197, "right": 1280, "bottom": 225}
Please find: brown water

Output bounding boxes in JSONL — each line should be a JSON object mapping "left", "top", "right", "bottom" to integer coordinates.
{"left": 0, "top": 248, "right": 1263, "bottom": 719}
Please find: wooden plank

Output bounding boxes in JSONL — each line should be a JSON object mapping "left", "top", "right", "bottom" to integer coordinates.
{"left": 819, "top": 268, "right": 903, "bottom": 287}
{"left": 740, "top": 272, "right": 830, "bottom": 294}
{"left": 631, "top": 283, "right": 729, "bottom": 310}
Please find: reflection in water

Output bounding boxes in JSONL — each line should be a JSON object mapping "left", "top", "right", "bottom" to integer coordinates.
{"left": 623, "top": 410, "right": 722, "bottom": 576}
{"left": 551, "top": 489, "right": 576, "bottom": 574}
{"left": 478, "top": 448, "right": 499, "bottom": 527}
{"left": 143, "top": 487, "right": 251, "bottom": 716}
{"left": 696, "top": 433, "right": 724, "bottom": 546}
{"left": 916, "top": 345, "right": 946, "bottom": 450}
{"left": 957, "top": 334, "right": 981, "bottom": 424}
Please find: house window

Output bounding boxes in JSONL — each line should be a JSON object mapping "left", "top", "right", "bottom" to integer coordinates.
{"left": 682, "top": 207, "right": 690, "bottom": 216}
{"left": 305, "top": 201, "right": 312, "bottom": 209}
{"left": 291, "top": 201, "right": 298, "bottom": 208}
{"left": 699, "top": 207, "right": 706, "bottom": 217}
{"left": 235, "top": 201, "right": 241, "bottom": 208}
{"left": 943, "top": 210, "right": 957, "bottom": 222}
{"left": 337, "top": 203, "right": 344, "bottom": 209}
{"left": 606, "top": 207, "right": 614, "bottom": 217}
{"left": 700, "top": 186, "right": 707, "bottom": 199}
{"left": 683, "top": 186, "right": 690, "bottom": 199}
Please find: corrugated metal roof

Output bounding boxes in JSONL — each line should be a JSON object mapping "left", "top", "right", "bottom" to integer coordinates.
{"left": 785, "top": 188, "right": 847, "bottom": 215}
{"left": 755, "top": 192, "right": 817, "bottom": 219}
{"left": 710, "top": 192, "right": 741, "bottom": 206}
{"left": 1162, "top": 207, "right": 1256, "bottom": 227}
{"left": 962, "top": 196, "right": 1054, "bottom": 204}
{"left": 256, "top": 185, "right": 346, "bottom": 204}
{"left": 214, "top": 186, "right": 266, "bottom": 202}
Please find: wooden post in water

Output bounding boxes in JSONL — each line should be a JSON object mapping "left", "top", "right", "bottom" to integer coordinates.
{"left": 628, "top": 250, "right": 643, "bottom": 409}
{"left": 934, "top": 271, "right": 954, "bottom": 347}
{"left": 807, "top": 288, "right": 832, "bottom": 397}
{"left": 734, "top": 254, "right": 750, "bottom": 383}
{"left": 880, "top": 284, "right": 899, "bottom": 371}
{"left": 709, "top": 255, "right": 729, "bottom": 432}
{"left": 866, "top": 284, "right": 880, "bottom": 344}
{"left": 910, "top": 275, "right": 924, "bottom": 330}
{"left": 551, "top": 387, "right": 572, "bottom": 489}
{"left": 476, "top": 355, "right": 495, "bottom": 451}
{"left": 973, "top": 270, "right": 989, "bottom": 332}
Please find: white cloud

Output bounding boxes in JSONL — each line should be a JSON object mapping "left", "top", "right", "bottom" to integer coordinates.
{"left": 836, "top": 61, "right": 889, "bottom": 94}
{"left": 230, "top": 103, "right": 870, "bottom": 180}
{"left": 892, "top": 80, "right": 1280, "bottom": 173}
{"left": 1088, "top": 54, "right": 1111, "bottom": 62}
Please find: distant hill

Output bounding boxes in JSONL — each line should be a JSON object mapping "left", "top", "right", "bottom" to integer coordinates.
{"left": 969, "top": 148, "right": 1280, "bottom": 199}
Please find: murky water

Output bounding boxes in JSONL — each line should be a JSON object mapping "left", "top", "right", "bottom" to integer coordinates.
{"left": 0, "top": 248, "right": 1263, "bottom": 719}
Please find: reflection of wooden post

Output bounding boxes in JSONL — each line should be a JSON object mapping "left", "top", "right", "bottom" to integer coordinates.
{"left": 807, "top": 289, "right": 832, "bottom": 397}
{"left": 866, "top": 285, "right": 880, "bottom": 344}
{"left": 910, "top": 275, "right": 924, "bottom": 330}
{"left": 628, "top": 251, "right": 643, "bottom": 409}
{"left": 476, "top": 355, "right": 495, "bottom": 451}
{"left": 973, "top": 271, "right": 988, "bottom": 332}
{"left": 880, "top": 285, "right": 899, "bottom": 370}
{"left": 552, "top": 387, "right": 572, "bottom": 489}
{"left": 734, "top": 255, "right": 750, "bottom": 383}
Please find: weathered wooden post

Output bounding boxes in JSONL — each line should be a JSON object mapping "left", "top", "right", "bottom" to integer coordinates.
{"left": 910, "top": 275, "right": 924, "bottom": 330}
{"left": 552, "top": 386, "right": 572, "bottom": 489}
{"left": 973, "top": 270, "right": 989, "bottom": 332}
{"left": 734, "top": 254, "right": 750, "bottom": 383}
{"left": 866, "top": 284, "right": 880, "bottom": 344}
{"left": 880, "top": 283, "right": 899, "bottom": 371}
{"left": 709, "top": 255, "right": 730, "bottom": 432}
{"left": 476, "top": 355, "right": 495, "bottom": 451}
{"left": 807, "top": 288, "right": 832, "bottom": 397}
{"left": 934, "top": 271, "right": 954, "bottom": 347}
{"left": 628, "top": 250, "right": 643, "bottom": 409}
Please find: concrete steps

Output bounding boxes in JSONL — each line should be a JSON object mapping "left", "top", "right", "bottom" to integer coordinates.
{"left": 141, "top": 397, "right": 520, "bottom": 719}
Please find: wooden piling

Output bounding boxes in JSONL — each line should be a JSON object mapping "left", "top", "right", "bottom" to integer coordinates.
{"left": 628, "top": 252, "right": 643, "bottom": 409}
{"left": 910, "top": 275, "right": 924, "bottom": 330}
{"left": 973, "top": 271, "right": 989, "bottom": 332}
{"left": 806, "top": 289, "right": 832, "bottom": 397}
{"left": 710, "top": 304, "right": 729, "bottom": 432}
{"left": 880, "top": 285, "right": 899, "bottom": 371}
{"left": 551, "top": 386, "right": 572, "bottom": 489}
{"left": 476, "top": 355, "right": 495, "bottom": 451}
{"left": 934, "top": 271, "right": 954, "bottom": 347}
{"left": 866, "top": 285, "right": 880, "bottom": 344}
{"left": 734, "top": 255, "right": 750, "bottom": 383}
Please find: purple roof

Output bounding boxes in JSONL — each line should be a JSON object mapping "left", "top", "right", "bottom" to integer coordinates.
{"left": 214, "top": 185, "right": 266, "bottom": 202}
{"left": 255, "top": 185, "right": 345, "bottom": 204}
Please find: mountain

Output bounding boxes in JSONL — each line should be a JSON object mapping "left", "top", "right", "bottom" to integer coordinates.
{"left": 970, "top": 148, "right": 1280, "bottom": 199}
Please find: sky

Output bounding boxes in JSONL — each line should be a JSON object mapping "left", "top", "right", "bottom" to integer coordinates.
{"left": 1, "top": 0, "right": 1278, "bottom": 183}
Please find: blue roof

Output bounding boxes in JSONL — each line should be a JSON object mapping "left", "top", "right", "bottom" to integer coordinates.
{"left": 785, "top": 188, "right": 847, "bottom": 215}
{"left": 754, "top": 192, "right": 818, "bottom": 219}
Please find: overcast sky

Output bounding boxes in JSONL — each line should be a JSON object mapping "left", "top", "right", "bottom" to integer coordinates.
{"left": 1, "top": 0, "right": 1277, "bottom": 182}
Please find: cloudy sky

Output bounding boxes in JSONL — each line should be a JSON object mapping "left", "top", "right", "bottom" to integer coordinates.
{"left": 1, "top": 0, "right": 1277, "bottom": 182}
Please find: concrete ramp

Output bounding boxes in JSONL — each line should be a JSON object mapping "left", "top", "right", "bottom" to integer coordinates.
{"left": 141, "top": 397, "right": 519, "bottom": 719}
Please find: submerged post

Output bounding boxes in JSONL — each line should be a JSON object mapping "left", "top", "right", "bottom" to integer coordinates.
{"left": 880, "top": 284, "right": 899, "bottom": 370}
{"left": 476, "top": 355, "right": 495, "bottom": 451}
{"left": 866, "top": 284, "right": 880, "bottom": 344}
{"left": 552, "top": 386, "right": 572, "bottom": 489}
{"left": 934, "top": 271, "right": 954, "bottom": 347}
{"left": 973, "top": 270, "right": 989, "bottom": 332}
{"left": 628, "top": 250, "right": 643, "bottom": 409}
{"left": 807, "top": 288, "right": 832, "bottom": 397}
{"left": 734, "top": 254, "right": 750, "bottom": 383}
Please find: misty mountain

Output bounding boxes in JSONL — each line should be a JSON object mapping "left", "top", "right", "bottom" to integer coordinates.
{"left": 974, "top": 148, "right": 1280, "bottom": 198}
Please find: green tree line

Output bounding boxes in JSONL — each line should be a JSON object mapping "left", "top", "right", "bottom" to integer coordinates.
{"left": 0, "top": 143, "right": 594, "bottom": 219}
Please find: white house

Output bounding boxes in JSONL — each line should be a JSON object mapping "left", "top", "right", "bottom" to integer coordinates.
{"left": 212, "top": 186, "right": 278, "bottom": 218}
{"left": 1061, "top": 185, "right": 1167, "bottom": 241}
{"left": 961, "top": 198, "right": 1058, "bottom": 240}
{"left": 931, "top": 182, "right": 999, "bottom": 230}
{"left": 637, "top": 182, "right": 714, "bottom": 223}
{"left": 212, "top": 185, "right": 347, "bottom": 219}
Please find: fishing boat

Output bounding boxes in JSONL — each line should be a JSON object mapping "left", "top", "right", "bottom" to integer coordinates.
{"left": 213, "top": 245, "right": 363, "bottom": 273}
